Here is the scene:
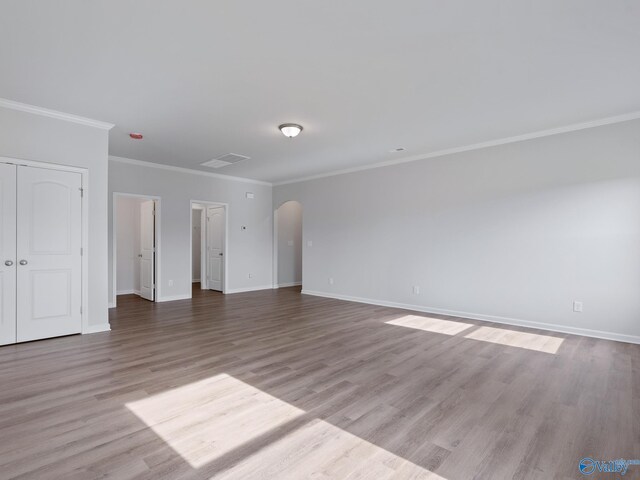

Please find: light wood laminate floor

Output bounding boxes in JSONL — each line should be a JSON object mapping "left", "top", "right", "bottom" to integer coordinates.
{"left": 0, "top": 285, "right": 638, "bottom": 479}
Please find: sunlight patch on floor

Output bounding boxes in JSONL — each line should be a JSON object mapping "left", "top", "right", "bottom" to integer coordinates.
{"left": 126, "top": 373, "right": 447, "bottom": 478}
{"left": 210, "top": 417, "right": 448, "bottom": 480}
{"left": 386, "top": 315, "right": 474, "bottom": 335}
{"left": 126, "top": 373, "right": 306, "bottom": 468}
{"left": 464, "top": 326, "right": 564, "bottom": 354}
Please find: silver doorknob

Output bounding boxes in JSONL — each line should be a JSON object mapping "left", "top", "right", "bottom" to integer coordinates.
{"left": 19, "top": 260, "right": 27, "bottom": 266}
{"left": 4, "top": 260, "right": 13, "bottom": 266}
{"left": 138, "top": 254, "right": 143, "bottom": 258}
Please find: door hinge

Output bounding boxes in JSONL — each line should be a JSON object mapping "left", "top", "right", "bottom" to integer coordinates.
{"left": 80, "top": 306, "right": 83, "bottom": 314}
{"left": 80, "top": 247, "right": 83, "bottom": 256}
{"left": 79, "top": 187, "right": 84, "bottom": 197}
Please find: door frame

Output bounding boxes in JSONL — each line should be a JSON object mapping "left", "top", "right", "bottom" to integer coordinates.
{"left": 112, "top": 193, "right": 161, "bottom": 308}
{"left": 273, "top": 200, "right": 303, "bottom": 289}
{"left": 191, "top": 205, "right": 205, "bottom": 286}
{"left": 0, "top": 156, "right": 89, "bottom": 335}
{"left": 190, "top": 200, "right": 228, "bottom": 295}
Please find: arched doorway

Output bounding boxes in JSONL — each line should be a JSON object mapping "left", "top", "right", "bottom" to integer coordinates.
{"left": 273, "top": 201, "right": 303, "bottom": 289}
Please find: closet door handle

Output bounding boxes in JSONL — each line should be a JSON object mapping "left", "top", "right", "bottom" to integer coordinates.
{"left": 4, "top": 260, "right": 13, "bottom": 266}
{"left": 19, "top": 260, "right": 28, "bottom": 266}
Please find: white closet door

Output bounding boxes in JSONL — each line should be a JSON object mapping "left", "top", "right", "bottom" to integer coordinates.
{"left": 0, "top": 164, "right": 17, "bottom": 346}
{"left": 16, "top": 166, "right": 82, "bottom": 342}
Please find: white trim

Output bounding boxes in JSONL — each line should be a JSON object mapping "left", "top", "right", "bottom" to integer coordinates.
{"left": 0, "top": 156, "right": 89, "bottom": 174}
{"left": 157, "top": 294, "right": 192, "bottom": 302}
{"left": 275, "top": 111, "right": 640, "bottom": 186}
{"left": 112, "top": 193, "right": 162, "bottom": 308}
{"left": 274, "top": 282, "right": 302, "bottom": 288}
{"left": 110, "top": 156, "right": 271, "bottom": 186}
{"left": 226, "top": 285, "right": 273, "bottom": 294}
{"left": 83, "top": 323, "right": 112, "bottom": 334}
{"left": 116, "top": 289, "right": 136, "bottom": 295}
{"left": 301, "top": 290, "right": 640, "bottom": 345}
{"left": 192, "top": 279, "right": 200, "bottom": 283}
{"left": 272, "top": 207, "right": 279, "bottom": 288}
{"left": 0, "top": 98, "right": 115, "bottom": 130}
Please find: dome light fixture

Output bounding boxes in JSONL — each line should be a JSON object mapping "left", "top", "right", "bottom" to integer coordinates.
{"left": 279, "top": 123, "right": 303, "bottom": 138}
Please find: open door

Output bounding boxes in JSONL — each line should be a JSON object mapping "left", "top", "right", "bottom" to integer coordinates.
{"left": 139, "top": 200, "right": 155, "bottom": 301}
{"left": 206, "top": 206, "right": 225, "bottom": 292}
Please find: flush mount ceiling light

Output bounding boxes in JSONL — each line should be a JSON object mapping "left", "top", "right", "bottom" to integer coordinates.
{"left": 279, "top": 123, "right": 303, "bottom": 138}
{"left": 129, "top": 132, "right": 144, "bottom": 140}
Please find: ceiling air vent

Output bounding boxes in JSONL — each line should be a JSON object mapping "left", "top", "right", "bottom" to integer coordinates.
{"left": 202, "top": 153, "right": 250, "bottom": 169}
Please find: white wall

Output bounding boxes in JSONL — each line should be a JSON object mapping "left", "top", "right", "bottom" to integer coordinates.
{"left": 116, "top": 196, "right": 143, "bottom": 295}
{"left": 192, "top": 208, "right": 202, "bottom": 282}
{"left": 109, "top": 157, "right": 273, "bottom": 304}
{"left": 0, "top": 104, "right": 111, "bottom": 332}
{"left": 276, "top": 201, "right": 302, "bottom": 287}
{"left": 275, "top": 119, "right": 640, "bottom": 342}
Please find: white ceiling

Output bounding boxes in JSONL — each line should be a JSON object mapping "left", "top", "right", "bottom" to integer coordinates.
{"left": 1, "top": 1, "right": 639, "bottom": 184}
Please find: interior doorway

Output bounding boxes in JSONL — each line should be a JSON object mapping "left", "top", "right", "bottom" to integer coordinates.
{"left": 273, "top": 201, "right": 303, "bottom": 288}
{"left": 191, "top": 201, "right": 227, "bottom": 293}
{"left": 113, "top": 194, "right": 160, "bottom": 306}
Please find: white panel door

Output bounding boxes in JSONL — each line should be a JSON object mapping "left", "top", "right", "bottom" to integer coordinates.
{"left": 0, "top": 164, "right": 17, "bottom": 345}
{"left": 16, "top": 166, "right": 82, "bottom": 343}
{"left": 139, "top": 200, "right": 155, "bottom": 301}
{"left": 206, "top": 206, "right": 224, "bottom": 292}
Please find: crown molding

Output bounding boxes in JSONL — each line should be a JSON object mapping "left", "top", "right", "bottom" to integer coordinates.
{"left": 0, "top": 98, "right": 115, "bottom": 130}
{"left": 109, "top": 156, "right": 272, "bottom": 186}
{"left": 274, "top": 110, "right": 640, "bottom": 186}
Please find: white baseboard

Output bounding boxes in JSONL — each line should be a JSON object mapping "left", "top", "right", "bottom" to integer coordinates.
{"left": 116, "top": 289, "right": 141, "bottom": 296}
{"left": 192, "top": 279, "right": 201, "bottom": 283}
{"left": 274, "top": 282, "right": 302, "bottom": 289}
{"left": 157, "top": 294, "right": 192, "bottom": 302}
{"left": 225, "top": 285, "right": 274, "bottom": 294}
{"left": 83, "top": 323, "right": 111, "bottom": 334}
{"left": 301, "top": 290, "right": 640, "bottom": 345}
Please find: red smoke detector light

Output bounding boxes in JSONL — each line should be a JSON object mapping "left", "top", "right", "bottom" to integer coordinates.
{"left": 129, "top": 133, "right": 143, "bottom": 140}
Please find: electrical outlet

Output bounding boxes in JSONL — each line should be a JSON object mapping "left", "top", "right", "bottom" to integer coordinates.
{"left": 168, "top": 279, "right": 174, "bottom": 287}
{"left": 328, "top": 277, "right": 334, "bottom": 285}
{"left": 412, "top": 286, "right": 420, "bottom": 295}
{"left": 248, "top": 273, "right": 253, "bottom": 279}
{"left": 573, "top": 301, "right": 583, "bottom": 313}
